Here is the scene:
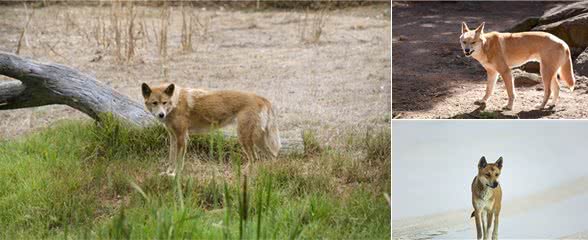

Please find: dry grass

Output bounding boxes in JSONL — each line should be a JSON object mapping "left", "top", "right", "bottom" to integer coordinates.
{"left": 298, "top": 7, "right": 329, "bottom": 44}
{"left": 0, "top": 3, "right": 391, "bottom": 145}
{"left": 180, "top": 5, "right": 194, "bottom": 53}
{"left": 15, "top": 3, "right": 34, "bottom": 55}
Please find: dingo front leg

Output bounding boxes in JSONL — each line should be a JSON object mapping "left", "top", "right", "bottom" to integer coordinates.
{"left": 474, "top": 210, "right": 483, "bottom": 240}
{"left": 492, "top": 210, "right": 500, "bottom": 240}
{"left": 161, "top": 129, "right": 177, "bottom": 176}
{"left": 501, "top": 69, "right": 515, "bottom": 110}
{"left": 476, "top": 69, "right": 499, "bottom": 105}
{"left": 485, "top": 211, "right": 493, "bottom": 240}
{"left": 170, "top": 129, "right": 188, "bottom": 177}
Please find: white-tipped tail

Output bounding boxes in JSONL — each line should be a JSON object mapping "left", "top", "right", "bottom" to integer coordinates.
{"left": 560, "top": 49, "right": 576, "bottom": 91}
{"left": 263, "top": 106, "right": 281, "bottom": 158}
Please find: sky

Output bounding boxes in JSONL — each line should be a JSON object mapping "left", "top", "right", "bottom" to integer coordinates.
{"left": 392, "top": 120, "right": 588, "bottom": 219}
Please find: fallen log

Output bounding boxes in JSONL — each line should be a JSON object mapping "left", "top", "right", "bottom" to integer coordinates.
{"left": 0, "top": 52, "right": 156, "bottom": 126}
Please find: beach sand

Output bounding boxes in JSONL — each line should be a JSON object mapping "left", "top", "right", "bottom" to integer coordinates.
{"left": 393, "top": 176, "right": 588, "bottom": 239}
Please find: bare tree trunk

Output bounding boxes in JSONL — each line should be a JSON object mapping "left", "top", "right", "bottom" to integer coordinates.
{"left": 0, "top": 52, "right": 155, "bottom": 126}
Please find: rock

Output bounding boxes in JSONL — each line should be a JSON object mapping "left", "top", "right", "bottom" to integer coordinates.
{"left": 534, "top": 13, "right": 588, "bottom": 49}
{"left": 508, "top": 2, "right": 588, "bottom": 49}
{"left": 511, "top": 69, "right": 541, "bottom": 87}
{"left": 574, "top": 47, "right": 588, "bottom": 77}
{"left": 508, "top": 2, "right": 588, "bottom": 32}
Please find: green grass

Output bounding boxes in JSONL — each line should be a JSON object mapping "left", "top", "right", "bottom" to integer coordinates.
{"left": 0, "top": 115, "right": 390, "bottom": 239}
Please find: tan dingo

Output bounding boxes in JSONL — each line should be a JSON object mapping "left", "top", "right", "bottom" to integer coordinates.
{"left": 141, "top": 83, "right": 281, "bottom": 175}
{"left": 471, "top": 156, "right": 503, "bottom": 240}
{"left": 460, "top": 22, "right": 575, "bottom": 110}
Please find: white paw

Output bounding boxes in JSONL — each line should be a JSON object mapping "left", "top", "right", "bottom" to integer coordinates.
{"left": 534, "top": 104, "right": 546, "bottom": 110}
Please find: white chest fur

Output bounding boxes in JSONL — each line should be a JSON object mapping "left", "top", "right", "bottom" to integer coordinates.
{"left": 474, "top": 187, "right": 494, "bottom": 211}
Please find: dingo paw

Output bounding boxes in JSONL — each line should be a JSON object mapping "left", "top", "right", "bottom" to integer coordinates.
{"left": 159, "top": 168, "right": 176, "bottom": 177}
{"left": 474, "top": 99, "right": 486, "bottom": 105}
{"left": 502, "top": 105, "right": 512, "bottom": 111}
{"left": 534, "top": 104, "right": 546, "bottom": 110}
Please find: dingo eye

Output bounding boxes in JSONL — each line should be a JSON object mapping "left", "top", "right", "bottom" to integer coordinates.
{"left": 485, "top": 173, "right": 491, "bottom": 177}
{"left": 162, "top": 101, "right": 167, "bottom": 104}
{"left": 152, "top": 102, "right": 158, "bottom": 105}
{"left": 472, "top": 41, "right": 476, "bottom": 44}
{"left": 462, "top": 41, "right": 466, "bottom": 44}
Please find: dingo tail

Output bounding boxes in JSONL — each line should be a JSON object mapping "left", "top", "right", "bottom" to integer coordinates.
{"left": 560, "top": 48, "right": 576, "bottom": 91}
{"left": 260, "top": 102, "right": 281, "bottom": 159}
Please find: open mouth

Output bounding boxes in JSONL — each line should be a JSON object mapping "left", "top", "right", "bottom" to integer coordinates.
{"left": 464, "top": 50, "right": 475, "bottom": 56}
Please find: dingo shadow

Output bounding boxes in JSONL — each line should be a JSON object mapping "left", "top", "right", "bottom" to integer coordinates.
{"left": 516, "top": 106, "right": 557, "bottom": 119}
{"left": 450, "top": 104, "right": 517, "bottom": 119}
{"left": 450, "top": 103, "right": 556, "bottom": 119}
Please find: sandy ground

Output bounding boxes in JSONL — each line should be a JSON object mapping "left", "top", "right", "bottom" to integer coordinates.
{"left": 0, "top": 3, "right": 391, "bottom": 144}
{"left": 392, "top": 2, "right": 588, "bottom": 119}
{"left": 392, "top": 120, "right": 588, "bottom": 239}
{"left": 393, "top": 176, "right": 588, "bottom": 239}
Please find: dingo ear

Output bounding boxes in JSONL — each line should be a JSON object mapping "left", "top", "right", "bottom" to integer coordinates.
{"left": 461, "top": 22, "right": 469, "bottom": 34}
{"left": 164, "top": 83, "right": 175, "bottom": 96}
{"left": 141, "top": 83, "right": 151, "bottom": 98}
{"left": 478, "top": 156, "right": 487, "bottom": 169}
{"left": 496, "top": 156, "right": 503, "bottom": 169}
{"left": 474, "top": 22, "right": 485, "bottom": 36}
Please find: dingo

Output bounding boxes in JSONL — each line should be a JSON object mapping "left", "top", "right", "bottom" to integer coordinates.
{"left": 141, "top": 83, "right": 281, "bottom": 175}
{"left": 460, "top": 22, "right": 575, "bottom": 110}
{"left": 471, "top": 156, "right": 503, "bottom": 240}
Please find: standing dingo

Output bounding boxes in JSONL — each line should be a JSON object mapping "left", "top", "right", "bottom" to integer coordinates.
{"left": 460, "top": 22, "right": 575, "bottom": 110}
{"left": 471, "top": 156, "right": 503, "bottom": 240}
{"left": 141, "top": 83, "right": 281, "bottom": 176}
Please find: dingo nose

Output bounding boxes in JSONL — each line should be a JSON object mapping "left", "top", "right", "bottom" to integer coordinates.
{"left": 158, "top": 113, "right": 165, "bottom": 118}
{"left": 464, "top": 48, "right": 470, "bottom": 53}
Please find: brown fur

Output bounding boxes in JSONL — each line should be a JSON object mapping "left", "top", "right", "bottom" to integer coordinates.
{"left": 471, "top": 156, "right": 503, "bottom": 240}
{"left": 142, "top": 83, "right": 281, "bottom": 175}
{"left": 460, "top": 22, "right": 575, "bottom": 110}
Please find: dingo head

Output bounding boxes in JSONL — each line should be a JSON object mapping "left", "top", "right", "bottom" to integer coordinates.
{"left": 141, "top": 83, "right": 176, "bottom": 120}
{"left": 460, "top": 22, "right": 485, "bottom": 57}
{"left": 477, "top": 156, "right": 503, "bottom": 189}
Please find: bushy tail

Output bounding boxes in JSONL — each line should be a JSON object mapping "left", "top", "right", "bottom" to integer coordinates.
{"left": 263, "top": 104, "right": 281, "bottom": 159}
{"left": 560, "top": 49, "right": 576, "bottom": 91}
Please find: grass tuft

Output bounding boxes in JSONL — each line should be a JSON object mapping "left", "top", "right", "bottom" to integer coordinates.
{"left": 302, "top": 129, "right": 322, "bottom": 157}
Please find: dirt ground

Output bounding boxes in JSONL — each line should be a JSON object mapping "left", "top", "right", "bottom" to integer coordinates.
{"left": 392, "top": 2, "right": 588, "bottom": 119}
{"left": 0, "top": 3, "right": 391, "bottom": 143}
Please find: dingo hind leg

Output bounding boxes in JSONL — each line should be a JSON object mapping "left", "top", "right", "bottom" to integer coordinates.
{"left": 500, "top": 69, "right": 515, "bottom": 110}
{"left": 550, "top": 73, "right": 560, "bottom": 107}
{"left": 538, "top": 62, "right": 557, "bottom": 109}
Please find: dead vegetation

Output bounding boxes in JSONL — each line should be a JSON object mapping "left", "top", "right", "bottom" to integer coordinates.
{"left": 15, "top": 3, "right": 34, "bottom": 55}
{"left": 0, "top": 3, "right": 391, "bottom": 145}
{"left": 297, "top": 8, "right": 329, "bottom": 44}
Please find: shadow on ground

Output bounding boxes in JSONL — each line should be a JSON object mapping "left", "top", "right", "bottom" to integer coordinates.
{"left": 450, "top": 103, "right": 557, "bottom": 119}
